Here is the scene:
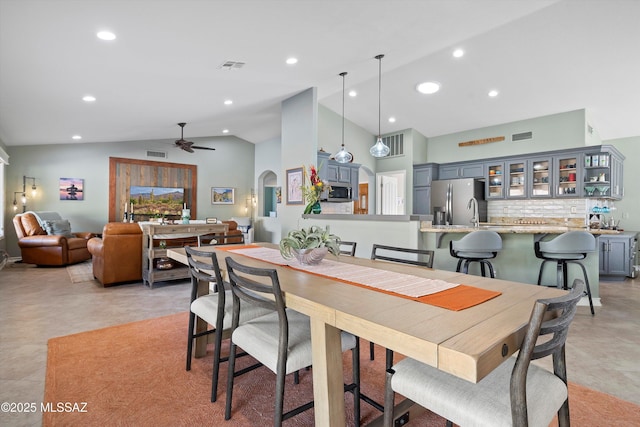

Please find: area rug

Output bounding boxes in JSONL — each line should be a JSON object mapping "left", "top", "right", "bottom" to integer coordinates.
{"left": 44, "top": 313, "right": 640, "bottom": 426}
{"left": 65, "top": 260, "right": 94, "bottom": 283}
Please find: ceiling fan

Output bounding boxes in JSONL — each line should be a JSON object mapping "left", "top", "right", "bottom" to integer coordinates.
{"left": 174, "top": 122, "right": 216, "bottom": 153}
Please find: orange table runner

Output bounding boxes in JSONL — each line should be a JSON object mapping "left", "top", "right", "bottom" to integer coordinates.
{"left": 218, "top": 245, "right": 501, "bottom": 311}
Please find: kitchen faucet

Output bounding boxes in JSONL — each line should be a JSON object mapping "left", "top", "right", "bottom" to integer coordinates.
{"left": 468, "top": 197, "right": 479, "bottom": 228}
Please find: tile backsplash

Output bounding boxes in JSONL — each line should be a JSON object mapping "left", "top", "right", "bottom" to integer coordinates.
{"left": 488, "top": 199, "right": 588, "bottom": 225}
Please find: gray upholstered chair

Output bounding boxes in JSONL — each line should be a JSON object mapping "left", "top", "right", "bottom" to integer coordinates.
{"left": 535, "top": 230, "right": 595, "bottom": 315}
{"left": 383, "top": 279, "right": 585, "bottom": 427}
{"left": 224, "top": 256, "right": 360, "bottom": 426}
{"left": 184, "top": 246, "right": 271, "bottom": 402}
{"left": 449, "top": 230, "right": 503, "bottom": 278}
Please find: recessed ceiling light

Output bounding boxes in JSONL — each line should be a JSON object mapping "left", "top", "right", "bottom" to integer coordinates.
{"left": 224, "top": 99, "right": 233, "bottom": 105}
{"left": 348, "top": 90, "right": 357, "bottom": 97}
{"left": 388, "top": 117, "right": 396, "bottom": 123}
{"left": 222, "top": 129, "right": 229, "bottom": 134}
{"left": 96, "top": 31, "right": 116, "bottom": 41}
{"left": 488, "top": 90, "right": 499, "bottom": 97}
{"left": 286, "top": 57, "right": 298, "bottom": 65}
{"left": 82, "top": 95, "right": 96, "bottom": 102}
{"left": 452, "top": 48, "right": 465, "bottom": 58}
{"left": 416, "top": 81, "right": 440, "bottom": 94}
{"left": 72, "top": 135, "right": 82, "bottom": 140}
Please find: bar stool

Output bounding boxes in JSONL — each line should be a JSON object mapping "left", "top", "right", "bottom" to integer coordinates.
{"left": 534, "top": 230, "right": 595, "bottom": 315}
{"left": 449, "top": 230, "right": 502, "bottom": 278}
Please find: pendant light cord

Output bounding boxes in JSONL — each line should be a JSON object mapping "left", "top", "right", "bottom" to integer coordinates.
{"left": 375, "top": 54, "right": 384, "bottom": 138}
{"left": 340, "top": 72, "right": 346, "bottom": 147}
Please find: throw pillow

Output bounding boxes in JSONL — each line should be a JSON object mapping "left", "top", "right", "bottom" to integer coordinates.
{"left": 42, "top": 219, "right": 75, "bottom": 238}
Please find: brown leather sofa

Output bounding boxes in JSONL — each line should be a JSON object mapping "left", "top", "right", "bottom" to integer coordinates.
{"left": 13, "top": 212, "right": 94, "bottom": 266}
{"left": 87, "top": 223, "right": 143, "bottom": 287}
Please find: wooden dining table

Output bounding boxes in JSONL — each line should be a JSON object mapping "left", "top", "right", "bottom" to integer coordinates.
{"left": 168, "top": 243, "right": 564, "bottom": 427}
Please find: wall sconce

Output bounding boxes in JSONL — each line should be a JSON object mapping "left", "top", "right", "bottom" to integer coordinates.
{"left": 245, "top": 189, "right": 256, "bottom": 215}
{"left": 13, "top": 176, "right": 38, "bottom": 212}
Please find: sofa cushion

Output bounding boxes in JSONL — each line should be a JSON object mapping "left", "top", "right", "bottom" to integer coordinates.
{"left": 42, "top": 219, "right": 75, "bottom": 238}
{"left": 21, "top": 214, "right": 47, "bottom": 236}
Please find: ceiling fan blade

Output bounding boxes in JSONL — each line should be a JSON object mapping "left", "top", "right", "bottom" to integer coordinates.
{"left": 182, "top": 145, "right": 194, "bottom": 153}
{"left": 191, "top": 145, "right": 216, "bottom": 151}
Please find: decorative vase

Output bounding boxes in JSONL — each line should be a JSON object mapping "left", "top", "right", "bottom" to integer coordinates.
{"left": 156, "top": 257, "right": 174, "bottom": 270}
{"left": 311, "top": 201, "right": 322, "bottom": 214}
{"left": 292, "top": 247, "right": 328, "bottom": 265}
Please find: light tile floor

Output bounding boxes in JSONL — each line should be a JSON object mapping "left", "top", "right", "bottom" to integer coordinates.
{"left": 0, "top": 261, "right": 638, "bottom": 426}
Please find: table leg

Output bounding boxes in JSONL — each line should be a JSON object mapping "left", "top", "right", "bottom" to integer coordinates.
{"left": 195, "top": 278, "right": 209, "bottom": 358}
{"left": 310, "top": 317, "right": 346, "bottom": 427}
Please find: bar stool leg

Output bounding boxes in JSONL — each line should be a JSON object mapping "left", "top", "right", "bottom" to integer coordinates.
{"left": 569, "top": 261, "right": 595, "bottom": 316}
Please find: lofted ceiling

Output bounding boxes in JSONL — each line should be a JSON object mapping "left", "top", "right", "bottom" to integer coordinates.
{"left": 1, "top": 0, "right": 639, "bottom": 149}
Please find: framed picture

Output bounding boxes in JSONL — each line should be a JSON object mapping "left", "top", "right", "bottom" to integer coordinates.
{"left": 59, "top": 178, "right": 84, "bottom": 201}
{"left": 286, "top": 167, "right": 304, "bottom": 205}
{"left": 211, "top": 187, "right": 235, "bottom": 204}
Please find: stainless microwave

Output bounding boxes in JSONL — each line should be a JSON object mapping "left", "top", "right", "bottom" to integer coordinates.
{"left": 326, "top": 185, "right": 352, "bottom": 201}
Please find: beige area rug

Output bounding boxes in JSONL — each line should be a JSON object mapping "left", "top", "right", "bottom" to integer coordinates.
{"left": 66, "top": 260, "right": 94, "bottom": 283}
{"left": 44, "top": 313, "right": 640, "bottom": 426}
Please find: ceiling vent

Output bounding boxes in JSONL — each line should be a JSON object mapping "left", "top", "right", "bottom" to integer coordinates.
{"left": 382, "top": 133, "right": 404, "bottom": 157}
{"left": 512, "top": 131, "right": 533, "bottom": 142}
{"left": 146, "top": 150, "right": 168, "bottom": 159}
{"left": 218, "top": 60, "right": 245, "bottom": 70}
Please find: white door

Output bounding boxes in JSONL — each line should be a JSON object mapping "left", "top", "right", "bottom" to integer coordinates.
{"left": 376, "top": 171, "right": 406, "bottom": 215}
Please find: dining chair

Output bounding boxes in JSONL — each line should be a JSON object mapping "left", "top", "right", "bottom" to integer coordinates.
{"left": 383, "top": 279, "right": 585, "bottom": 427}
{"left": 184, "top": 246, "right": 272, "bottom": 402}
{"left": 339, "top": 240, "right": 357, "bottom": 256}
{"left": 535, "top": 231, "right": 595, "bottom": 315}
{"left": 369, "top": 244, "right": 434, "bottom": 361}
{"left": 449, "top": 230, "right": 502, "bottom": 278}
{"left": 224, "top": 256, "right": 361, "bottom": 426}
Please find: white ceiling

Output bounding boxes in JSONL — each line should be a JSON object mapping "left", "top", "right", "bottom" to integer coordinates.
{"left": 1, "top": 0, "right": 639, "bottom": 148}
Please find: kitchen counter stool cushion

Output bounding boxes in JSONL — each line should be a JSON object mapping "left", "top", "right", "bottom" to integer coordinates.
{"left": 534, "top": 230, "right": 596, "bottom": 315}
{"left": 383, "top": 280, "right": 585, "bottom": 427}
{"left": 449, "top": 230, "right": 502, "bottom": 278}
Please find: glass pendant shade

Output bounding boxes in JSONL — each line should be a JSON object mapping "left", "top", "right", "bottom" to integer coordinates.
{"left": 334, "top": 71, "right": 353, "bottom": 163}
{"left": 370, "top": 54, "right": 389, "bottom": 158}
{"left": 370, "top": 137, "right": 390, "bottom": 157}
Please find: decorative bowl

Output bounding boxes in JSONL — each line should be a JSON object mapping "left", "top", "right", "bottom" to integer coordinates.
{"left": 292, "top": 247, "right": 329, "bottom": 265}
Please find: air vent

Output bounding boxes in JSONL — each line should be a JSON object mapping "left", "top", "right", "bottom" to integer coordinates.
{"left": 512, "top": 131, "right": 533, "bottom": 142}
{"left": 382, "top": 133, "right": 404, "bottom": 157}
{"left": 218, "top": 60, "right": 245, "bottom": 70}
{"left": 146, "top": 150, "right": 168, "bottom": 159}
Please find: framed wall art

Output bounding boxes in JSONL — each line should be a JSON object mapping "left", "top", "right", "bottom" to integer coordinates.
{"left": 286, "top": 167, "right": 303, "bottom": 205}
{"left": 59, "top": 178, "right": 84, "bottom": 201}
{"left": 211, "top": 187, "right": 235, "bottom": 204}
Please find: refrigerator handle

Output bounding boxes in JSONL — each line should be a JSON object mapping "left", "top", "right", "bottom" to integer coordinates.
{"left": 446, "top": 183, "right": 452, "bottom": 225}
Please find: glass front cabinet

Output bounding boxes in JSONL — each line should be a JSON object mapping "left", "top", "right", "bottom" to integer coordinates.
{"left": 583, "top": 152, "right": 612, "bottom": 199}
{"left": 486, "top": 162, "right": 505, "bottom": 199}
{"left": 506, "top": 160, "right": 526, "bottom": 198}
{"left": 554, "top": 154, "right": 580, "bottom": 198}
{"left": 529, "top": 157, "right": 552, "bottom": 198}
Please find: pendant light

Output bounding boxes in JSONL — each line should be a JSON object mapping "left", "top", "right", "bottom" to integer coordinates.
{"left": 333, "top": 72, "right": 353, "bottom": 164}
{"left": 370, "top": 54, "right": 390, "bottom": 158}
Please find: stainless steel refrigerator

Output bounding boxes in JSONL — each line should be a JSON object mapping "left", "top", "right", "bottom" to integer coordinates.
{"left": 431, "top": 178, "right": 487, "bottom": 225}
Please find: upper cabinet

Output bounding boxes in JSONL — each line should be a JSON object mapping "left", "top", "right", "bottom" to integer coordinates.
{"left": 582, "top": 148, "right": 624, "bottom": 199}
{"left": 413, "top": 163, "right": 438, "bottom": 214}
{"left": 438, "top": 162, "right": 484, "bottom": 180}
{"left": 477, "top": 145, "right": 624, "bottom": 201}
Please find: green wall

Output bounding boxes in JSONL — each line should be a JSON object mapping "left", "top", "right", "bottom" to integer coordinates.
{"left": 4, "top": 136, "right": 254, "bottom": 256}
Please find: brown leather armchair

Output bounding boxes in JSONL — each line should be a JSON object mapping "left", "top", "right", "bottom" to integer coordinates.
{"left": 13, "top": 212, "right": 94, "bottom": 266}
{"left": 87, "top": 222, "right": 143, "bottom": 287}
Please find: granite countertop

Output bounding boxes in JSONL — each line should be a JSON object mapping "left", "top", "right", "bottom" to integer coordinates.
{"left": 420, "top": 224, "right": 621, "bottom": 235}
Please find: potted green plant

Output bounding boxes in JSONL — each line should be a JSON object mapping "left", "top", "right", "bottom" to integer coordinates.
{"left": 279, "top": 225, "right": 341, "bottom": 264}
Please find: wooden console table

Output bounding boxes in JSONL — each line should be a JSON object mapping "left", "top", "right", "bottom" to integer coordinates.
{"left": 139, "top": 222, "right": 228, "bottom": 288}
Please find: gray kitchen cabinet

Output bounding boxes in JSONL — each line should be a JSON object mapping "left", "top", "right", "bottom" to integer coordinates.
{"left": 553, "top": 153, "right": 580, "bottom": 198}
{"left": 599, "top": 233, "right": 637, "bottom": 279}
{"left": 317, "top": 151, "right": 360, "bottom": 201}
{"left": 438, "top": 162, "right": 484, "bottom": 180}
{"left": 413, "top": 163, "right": 437, "bottom": 214}
{"left": 485, "top": 162, "right": 505, "bottom": 199}
{"left": 528, "top": 156, "right": 552, "bottom": 198}
{"left": 582, "top": 147, "right": 624, "bottom": 200}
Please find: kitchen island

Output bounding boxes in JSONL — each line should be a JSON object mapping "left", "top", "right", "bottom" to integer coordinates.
{"left": 420, "top": 223, "right": 621, "bottom": 304}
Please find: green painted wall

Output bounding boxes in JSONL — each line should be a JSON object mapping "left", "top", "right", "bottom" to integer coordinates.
{"left": 427, "top": 109, "right": 588, "bottom": 163}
